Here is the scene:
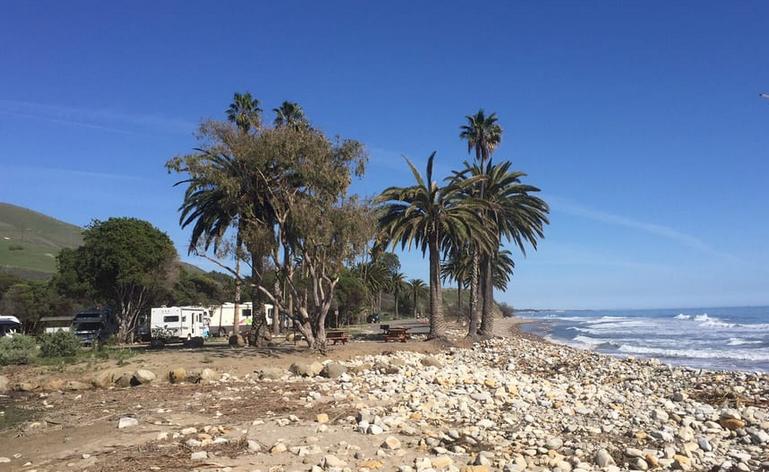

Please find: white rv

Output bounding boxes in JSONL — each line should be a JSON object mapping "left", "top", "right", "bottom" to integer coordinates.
{"left": 150, "top": 306, "right": 209, "bottom": 341}
{"left": 208, "top": 302, "right": 275, "bottom": 336}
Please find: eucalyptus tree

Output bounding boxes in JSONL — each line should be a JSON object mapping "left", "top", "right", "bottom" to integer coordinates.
{"left": 406, "top": 278, "right": 426, "bottom": 319}
{"left": 376, "top": 153, "right": 492, "bottom": 338}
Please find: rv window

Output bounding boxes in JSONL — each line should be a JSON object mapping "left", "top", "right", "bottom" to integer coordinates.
{"left": 182, "top": 316, "right": 186, "bottom": 322}
{"left": 163, "top": 316, "right": 179, "bottom": 323}
{"left": 197, "top": 313, "right": 202, "bottom": 322}
{"left": 242, "top": 309, "right": 252, "bottom": 318}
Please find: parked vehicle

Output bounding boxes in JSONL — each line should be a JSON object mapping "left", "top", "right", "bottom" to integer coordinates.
{"left": 0, "top": 315, "right": 22, "bottom": 336}
{"left": 149, "top": 306, "right": 209, "bottom": 344}
{"left": 71, "top": 308, "right": 116, "bottom": 346}
{"left": 208, "top": 302, "right": 275, "bottom": 337}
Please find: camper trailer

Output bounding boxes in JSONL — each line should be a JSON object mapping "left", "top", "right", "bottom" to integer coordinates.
{"left": 208, "top": 302, "right": 275, "bottom": 337}
{"left": 150, "top": 306, "right": 209, "bottom": 342}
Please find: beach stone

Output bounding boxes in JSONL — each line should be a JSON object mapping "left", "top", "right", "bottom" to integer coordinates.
{"left": 168, "top": 368, "right": 188, "bottom": 383}
{"left": 595, "top": 449, "right": 615, "bottom": 467}
{"left": 271, "top": 442, "right": 287, "bottom": 454}
{"left": 0, "top": 458, "right": 10, "bottom": 463}
{"left": 316, "top": 413, "right": 329, "bottom": 423}
{"left": 652, "top": 409, "right": 669, "bottom": 422}
{"left": 322, "top": 454, "right": 346, "bottom": 468}
{"left": 247, "top": 440, "right": 261, "bottom": 452}
{"left": 431, "top": 456, "right": 454, "bottom": 469}
{"left": 258, "top": 367, "right": 285, "bottom": 380}
{"left": 630, "top": 458, "right": 648, "bottom": 471}
{"left": 13, "top": 381, "right": 38, "bottom": 392}
{"left": 190, "top": 451, "right": 207, "bottom": 461}
{"left": 382, "top": 436, "right": 401, "bottom": 450}
{"left": 117, "top": 417, "right": 138, "bottom": 429}
{"left": 720, "top": 418, "right": 745, "bottom": 430}
{"left": 0, "top": 375, "right": 8, "bottom": 393}
{"left": 420, "top": 356, "right": 443, "bottom": 368}
{"left": 673, "top": 455, "right": 691, "bottom": 470}
{"left": 546, "top": 437, "right": 563, "bottom": 450}
{"left": 321, "top": 362, "right": 347, "bottom": 378}
{"left": 697, "top": 437, "right": 712, "bottom": 451}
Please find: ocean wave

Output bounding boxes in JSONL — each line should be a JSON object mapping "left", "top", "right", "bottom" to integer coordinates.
{"left": 572, "top": 335, "right": 619, "bottom": 347}
{"left": 617, "top": 344, "right": 769, "bottom": 362}
{"left": 727, "top": 338, "right": 763, "bottom": 346}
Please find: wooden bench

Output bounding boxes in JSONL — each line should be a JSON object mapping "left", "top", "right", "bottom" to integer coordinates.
{"left": 327, "top": 330, "right": 349, "bottom": 345}
{"left": 384, "top": 327, "right": 410, "bottom": 343}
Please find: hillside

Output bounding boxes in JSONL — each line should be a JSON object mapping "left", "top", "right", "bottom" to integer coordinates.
{"left": 0, "top": 203, "right": 84, "bottom": 279}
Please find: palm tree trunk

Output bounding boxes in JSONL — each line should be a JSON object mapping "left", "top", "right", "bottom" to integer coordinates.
{"left": 468, "top": 250, "right": 481, "bottom": 337}
{"left": 413, "top": 288, "right": 417, "bottom": 319}
{"left": 457, "top": 281, "right": 462, "bottom": 320}
{"left": 479, "top": 255, "right": 495, "bottom": 337}
{"left": 230, "top": 230, "right": 243, "bottom": 346}
{"left": 394, "top": 288, "right": 399, "bottom": 320}
{"left": 428, "top": 234, "right": 446, "bottom": 339}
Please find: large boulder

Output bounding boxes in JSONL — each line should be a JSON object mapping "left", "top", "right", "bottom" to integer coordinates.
{"left": 115, "top": 372, "right": 134, "bottom": 388}
{"left": 91, "top": 370, "right": 117, "bottom": 389}
{"left": 169, "top": 368, "right": 188, "bottom": 384}
{"left": 290, "top": 361, "right": 323, "bottom": 377}
{"left": 13, "top": 381, "right": 39, "bottom": 392}
{"left": 132, "top": 369, "right": 157, "bottom": 385}
{"left": 189, "top": 368, "right": 217, "bottom": 383}
{"left": 44, "top": 378, "right": 66, "bottom": 391}
{"left": 63, "top": 380, "right": 91, "bottom": 391}
{"left": 321, "top": 362, "right": 347, "bottom": 379}
{"left": 258, "top": 368, "right": 286, "bottom": 380}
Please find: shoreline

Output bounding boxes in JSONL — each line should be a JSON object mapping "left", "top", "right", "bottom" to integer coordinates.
{"left": 508, "top": 313, "right": 769, "bottom": 375}
{"left": 0, "top": 319, "right": 768, "bottom": 471}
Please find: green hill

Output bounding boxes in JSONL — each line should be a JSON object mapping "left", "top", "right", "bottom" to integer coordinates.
{"left": 0, "top": 203, "right": 84, "bottom": 279}
{"left": 0, "top": 203, "right": 208, "bottom": 280}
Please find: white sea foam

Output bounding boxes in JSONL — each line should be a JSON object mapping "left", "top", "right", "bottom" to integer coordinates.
{"left": 616, "top": 344, "right": 769, "bottom": 362}
{"left": 727, "top": 338, "right": 762, "bottom": 346}
{"left": 572, "top": 335, "right": 618, "bottom": 347}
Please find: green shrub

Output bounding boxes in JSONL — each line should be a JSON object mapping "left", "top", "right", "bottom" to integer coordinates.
{"left": 0, "top": 335, "right": 38, "bottom": 365}
{"left": 38, "top": 331, "right": 82, "bottom": 358}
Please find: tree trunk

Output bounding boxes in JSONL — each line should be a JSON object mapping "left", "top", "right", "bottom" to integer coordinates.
{"left": 428, "top": 234, "right": 446, "bottom": 339}
{"left": 394, "top": 288, "right": 399, "bottom": 320}
{"left": 412, "top": 289, "right": 417, "bottom": 318}
{"left": 467, "top": 250, "right": 481, "bottom": 337}
{"left": 457, "top": 281, "right": 462, "bottom": 321}
{"left": 479, "top": 255, "right": 495, "bottom": 337}
{"left": 230, "top": 232, "right": 244, "bottom": 347}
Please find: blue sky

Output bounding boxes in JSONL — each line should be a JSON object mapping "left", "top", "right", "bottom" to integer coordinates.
{"left": 1, "top": 1, "right": 768, "bottom": 309}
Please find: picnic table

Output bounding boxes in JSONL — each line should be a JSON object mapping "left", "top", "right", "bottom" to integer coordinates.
{"left": 383, "top": 326, "right": 410, "bottom": 343}
{"left": 327, "top": 330, "right": 349, "bottom": 345}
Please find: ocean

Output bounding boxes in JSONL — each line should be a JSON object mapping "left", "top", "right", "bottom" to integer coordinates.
{"left": 518, "top": 306, "right": 769, "bottom": 372}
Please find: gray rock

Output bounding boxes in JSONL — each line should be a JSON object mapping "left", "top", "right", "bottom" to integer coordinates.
{"left": 133, "top": 369, "right": 156, "bottom": 385}
{"left": 595, "top": 449, "right": 615, "bottom": 467}
{"left": 321, "top": 362, "right": 347, "bottom": 379}
{"left": 420, "top": 356, "right": 443, "bottom": 368}
{"left": 190, "top": 451, "right": 207, "bottom": 461}
{"left": 117, "top": 417, "right": 138, "bottom": 429}
{"left": 290, "top": 361, "right": 323, "bottom": 377}
{"left": 258, "top": 367, "right": 285, "bottom": 380}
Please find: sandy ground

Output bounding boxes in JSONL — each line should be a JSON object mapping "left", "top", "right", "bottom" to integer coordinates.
{"left": 0, "top": 319, "right": 525, "bottom": 471}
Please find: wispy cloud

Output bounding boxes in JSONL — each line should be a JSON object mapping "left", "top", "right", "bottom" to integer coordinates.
{"left": 0, "top": 99, "right": 195, "bottom": 135}
{"left": 549, "top": 196, "right": 738, "bottom": 262}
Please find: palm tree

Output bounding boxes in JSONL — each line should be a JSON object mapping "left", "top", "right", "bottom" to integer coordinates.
{"left": 454, "top": 159, "right": 549, "bottom": 336}
{"left": 389, "top": 271, "right": 406, "bottom": 319}
{"left": 273, "top": 101, "right": 307, "bottom": 128}
{"left": 176, "top": 152, "right": 250, "bottom": 344}
{"left": 459, "top": 109, "right": 502, "bottom": 164}
{"left": 226, "top": 92, "right": 262, "bottom": 134}
{"left": 406, "top": 278, "right": 426, "bottom": 319}
{"left": 376, "top": 153, "right": 492, "bottom": 338}
{"left": 459, "top": 109, "right": 503, "bottom": 337}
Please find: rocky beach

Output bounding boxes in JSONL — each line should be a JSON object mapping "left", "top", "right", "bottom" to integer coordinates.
{"left": 1, "top": 319, "right": 768, "bottom": 472}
